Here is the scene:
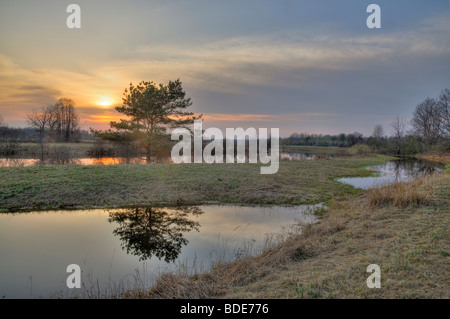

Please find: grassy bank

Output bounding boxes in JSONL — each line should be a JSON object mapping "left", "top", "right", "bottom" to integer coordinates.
{"left": 0, "top": 156, "right": 391, "bottom": 212}
{"left": 131, "top": 172, "right": 449, "bottom": 299}
{"left": 416, "top": 153, "right": 450, "bottom": 167}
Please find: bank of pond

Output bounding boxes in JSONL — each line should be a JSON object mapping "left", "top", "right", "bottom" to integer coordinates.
{"left": 0, "top": 156, "right": 443, "bottom": 298}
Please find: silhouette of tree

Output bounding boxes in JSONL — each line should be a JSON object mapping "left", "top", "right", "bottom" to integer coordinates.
{"left": 47, "top": 98, "right": 80, "bottom": 142}
{"left": 391, "top": 116, "right": 407, "bottom": 155}
{"left": 95, "top": 79, "right": 202, "bottom": 162}
{"left": 412, "top": 97, "right": 441, "bottom": 145}
{"left": 108, "top": 206, "right": 203, "bottom": 262}
{"left": 27, "top": 98, "right": 80, "bottom": 143}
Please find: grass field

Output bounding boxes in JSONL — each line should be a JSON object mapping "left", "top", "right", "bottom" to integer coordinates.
{"left": 280, "top": 145, "right": 344, "bottom": 155}
{"left": 0, "top": 155, "right": 392, "bottom": 212}
{"left": 133, "top": 172, "right": 450, "bottom": 299}
{"left": 1, "top": 150, "right": 448, "bottom": 299}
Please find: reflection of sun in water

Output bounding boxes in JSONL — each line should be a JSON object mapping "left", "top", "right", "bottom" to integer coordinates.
{"left": 97, "top": 96, "right": 113, "bottom": 107}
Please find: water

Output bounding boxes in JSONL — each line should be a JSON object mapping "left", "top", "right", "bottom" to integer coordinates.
{"left": 336, "top": 158, "right": 443, "bottom": 190}
{"left": 0, "top": 204, "right": 320, "bottom": 299}
{"left": 0, "top": 152, "right": 319, "bottom": 167}
{"left": 0, "top": 157, "right": 152, "bottom": 167}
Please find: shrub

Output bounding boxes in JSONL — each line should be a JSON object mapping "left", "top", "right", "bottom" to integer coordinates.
{"left": 349, "top": 144, "right": 372, "bottom": 156}
{"left": 0, "top": 138, "right": 19, "bottom": 156}
{"left": 86, "top": 140, "right": 115, "bottom": 157}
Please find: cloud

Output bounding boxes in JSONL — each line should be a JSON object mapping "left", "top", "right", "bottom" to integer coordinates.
{"left": 9, "top": 85, "right": 62, "bottom": 103}
{"left": 203, "top": 112, "right": 336, "bottom": 122}
{"left": 0, "top": 14, "right": 448, "bottom": 134}
{"left": 121, "top": 15, "right": 449, "bottom": 94}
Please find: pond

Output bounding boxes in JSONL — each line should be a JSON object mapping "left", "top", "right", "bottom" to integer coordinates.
{"left": 0, "top": 204, "right": 321, "bottom": 299}
{"left": 336, "top": 158, "right": 444, "bottom": 189}
{"left": 0, "top": 152, "right": 320, "bottom": 167}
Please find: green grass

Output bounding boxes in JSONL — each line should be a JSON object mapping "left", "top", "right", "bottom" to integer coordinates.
{"left": 279, "top": 145, "right": 344, "bottom": 155}
{"left": 0, "top": 155, "right": 391, "bottom": 212}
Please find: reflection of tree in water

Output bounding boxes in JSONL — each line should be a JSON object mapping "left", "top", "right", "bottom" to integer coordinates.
{"left": 108, "top": 206, "right": 203, "bottom": 262}
{"left": 391, "top": 159, "right": 443, "bottom": 181}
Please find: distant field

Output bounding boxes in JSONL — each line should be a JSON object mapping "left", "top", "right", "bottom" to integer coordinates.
{"left": 6, "top": 142, "right": 351, "bottom": 159}
{"left": 11, "top": 142, "right": 95, "bottom": 158}
{"left": 8, "top": 142, "right": 345, "bottom": 156}
{"left": 280, "top": 145, "right": 346, "bottom": 155}
{"left": 0, "top": 155, "right": 392, "bottom": 212}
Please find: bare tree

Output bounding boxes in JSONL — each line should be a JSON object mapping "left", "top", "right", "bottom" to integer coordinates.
{"left": 369, "top": 124, "right": 385, "bottom": 152}
{"left": 412, "top": 97, "right": 441, "bottom": 145}
{"left": 27, "top": 106, "right": 53, "bottom": 160}
{"left": 391, "top": 116, "right": 407, "bottom": 155}
{"left": 372, "top": 124, "right": 384, "bottom": 139}
{"left": 47, "top": 98, "right": 80, "bottom": 142}
{"left": 27, "top": 107, "right": 52, "bottom": 143}
{"left": 27, "top": 98, "right": 80, "bottom": 143}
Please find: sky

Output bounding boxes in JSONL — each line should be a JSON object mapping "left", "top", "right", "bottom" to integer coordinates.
{"left": 0, "top": 0, "right": 449, "bottom": 137}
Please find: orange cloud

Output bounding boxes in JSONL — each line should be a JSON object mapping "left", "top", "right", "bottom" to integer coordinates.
{"left": 84, "top": 114, "right": 123, "bottom": 124}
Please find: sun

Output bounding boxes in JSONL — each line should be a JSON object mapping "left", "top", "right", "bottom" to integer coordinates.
{"left": 97, "top": 96, "right": 114, "bottom": 107}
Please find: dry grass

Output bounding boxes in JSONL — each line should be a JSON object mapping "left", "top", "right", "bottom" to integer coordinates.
{"left": 416, "top": 153, "right": 450, "bottom": 166}
{"left": 366, "top": 176, "right": 434, "bottom": 209}
{"left": 128, "top": 172, "right": 450, "bottom": 299}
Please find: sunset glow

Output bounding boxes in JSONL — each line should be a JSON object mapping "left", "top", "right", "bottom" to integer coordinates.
{"left": 96, "top": 96, "right": 114, "bottom": 107}
{"left": 0, "top": 1, "right": 448, "bottom": 135}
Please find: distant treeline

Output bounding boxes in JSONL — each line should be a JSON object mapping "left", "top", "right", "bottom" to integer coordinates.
{"left": 282, "top": 88, "right": 450, "bottom": 155}
{"left": 0, "top": 126, "right": 35, "bottom": 142}
{"left": 0, "top": 126, "right": 93, "bottom": 143}
{"left": 1, "top": 88, "right": 448, "bottom": 158}
{"left": 281, "top": 132, "right": 363, "bottom": 147}
{"left": 0, "top": 124, "right": 93, "bottom": 156}
{"left": 280, "top": 132, "right": 427, "bottom": 155}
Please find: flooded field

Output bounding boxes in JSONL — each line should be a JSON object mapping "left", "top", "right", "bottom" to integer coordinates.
{"left": 0, "top": 204, "right": 321, "bottom": 298}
